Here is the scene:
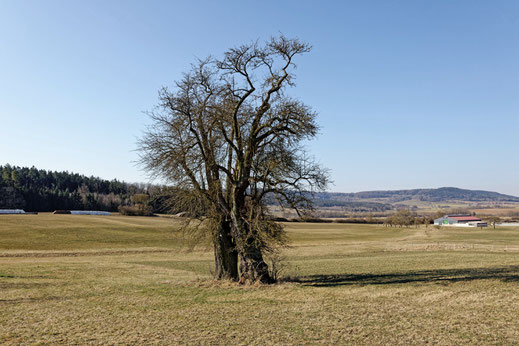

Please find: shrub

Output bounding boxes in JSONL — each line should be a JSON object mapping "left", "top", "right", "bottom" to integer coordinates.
{"left": 118, "top": 205, "right": 154, "bottom": 216}
{"left": 271, "top": 217, "right": 289, "bottom": 222}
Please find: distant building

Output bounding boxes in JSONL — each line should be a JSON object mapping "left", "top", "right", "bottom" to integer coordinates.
{"left": 70, "top": 210, "right": 110, "bottom": 216}
{"left": 434, "top": 215, "right": 487, "bottom": 227}
{"left": 52, "top": 210, "right": 110, "bottom": 215}
{"left": 0, "top": 209, "right": 26, "bottom": 214}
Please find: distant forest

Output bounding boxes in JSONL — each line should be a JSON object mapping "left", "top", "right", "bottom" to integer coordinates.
{"left": 0, "top": 165, "right": 160, "bottom": 212}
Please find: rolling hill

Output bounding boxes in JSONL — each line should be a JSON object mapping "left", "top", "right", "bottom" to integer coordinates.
{"left": 310, "top": 187, "right": 519, "bottom": 210}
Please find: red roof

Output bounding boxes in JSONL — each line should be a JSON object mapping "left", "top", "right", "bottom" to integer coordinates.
{"left": 450, "top": 216, "right": 481, "bottom": 221}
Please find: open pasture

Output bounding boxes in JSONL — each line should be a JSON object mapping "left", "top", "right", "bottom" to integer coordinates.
{"left": 1, "top": 214, "right": 519, "bottom": 344}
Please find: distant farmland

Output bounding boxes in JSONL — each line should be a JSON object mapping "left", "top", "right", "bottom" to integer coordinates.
{"left": 275, "top": 187, "right": 519, "bottom": 219}
{"left": 1, "top": 214, "right": 519, "bottom": 344}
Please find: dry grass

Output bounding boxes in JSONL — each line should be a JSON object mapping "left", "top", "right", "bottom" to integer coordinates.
{"left": 472, "top": 207, "right": 519, "bottom": 217}
{"left": 1, "top": 214, "right": 519, "bottom": 344}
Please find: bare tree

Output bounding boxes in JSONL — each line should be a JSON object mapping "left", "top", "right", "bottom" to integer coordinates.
{"left": 391, "top": 209, "right": 415, "bottom": 227}
{"left": 138, "top": 36, "right": 329, "bottom": 283}
{"left": 423, "top": 216, "right": 433, "bottom": 228}
{"left": 487, "top": 215, "right": 500, "bottom": 229}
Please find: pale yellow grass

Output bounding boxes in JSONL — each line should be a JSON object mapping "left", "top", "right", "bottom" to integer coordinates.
{"left": 1, "top": 215, "right": 519, "bottom": 344}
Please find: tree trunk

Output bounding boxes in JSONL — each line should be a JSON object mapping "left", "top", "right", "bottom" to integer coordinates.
{"left": 213, "top": 220, "right": 239, "bottom": 281}
{"left": 231, "top": 217, "right": 273, "bottom": 284}
{"left": 229, "top": 193, "right": 274, "bottom": 284}
{"left": 238, "top": 244, "right": 273, "bottom": 284}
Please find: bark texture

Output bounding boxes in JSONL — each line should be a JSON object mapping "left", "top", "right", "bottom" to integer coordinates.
{"left": 214, "top": 221, "right": 238, "bottom": 280}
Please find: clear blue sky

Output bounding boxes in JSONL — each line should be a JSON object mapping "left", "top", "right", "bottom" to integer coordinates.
{"left": 1, "top": 1, "right": 518, "bottom": 195}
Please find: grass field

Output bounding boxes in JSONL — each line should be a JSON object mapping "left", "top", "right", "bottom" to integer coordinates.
{"left": 1, "top": 214, "right": 519, "bottom": 344}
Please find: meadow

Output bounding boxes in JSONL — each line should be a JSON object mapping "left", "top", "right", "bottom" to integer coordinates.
{"left": 1, "top": 214, "right": 519, "bottom": 344}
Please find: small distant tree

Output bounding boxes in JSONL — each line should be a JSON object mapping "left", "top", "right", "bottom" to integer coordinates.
{"left": 393, "top": 209, "right": 415, "bottom": 227}
{"left": 433, "top": 210, "right": 446, "bottom": 220}
{"left": 487, "top": 216, "right": 501, "bottom": 229}
{"left": 385, "top": 210, "right": 416, "bottom": 228}
{"left": 119, "top": 193, "right": 153, "bottom": 216}
{"left": 384, "top": 215, "right": 393, "bottom": 228}
{"left": 132, "top": 194, "right": 150, "bottom": 212}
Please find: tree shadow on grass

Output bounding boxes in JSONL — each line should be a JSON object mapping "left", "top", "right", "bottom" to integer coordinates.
{"left": 288, "top": 265, "right": 519, "bottom": 287}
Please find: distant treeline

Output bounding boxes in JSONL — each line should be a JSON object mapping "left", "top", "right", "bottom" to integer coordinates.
{"left": 0, "top": 165, "right": 152, "bottom": 212}
{"left": 312, "top": 200, "right": 393, "bottom": 211}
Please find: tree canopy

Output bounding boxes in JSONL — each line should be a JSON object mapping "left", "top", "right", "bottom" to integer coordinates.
{"left": 138, "top": 35, "right": 329, "bottom": 283}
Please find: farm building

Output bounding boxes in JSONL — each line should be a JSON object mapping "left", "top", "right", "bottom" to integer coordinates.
{"left": 0, "top": 209, "right": 26, "bottom": 214}
{"left": 434, "top": 215, "right": 487, "bottom": 227}
{"left": 52, "top": 210, "right": 110, "bottom": 215}
{"left": 71, "top": 210, "right": 110, "bottom": 216}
